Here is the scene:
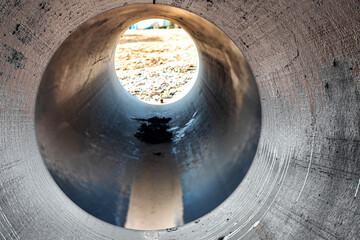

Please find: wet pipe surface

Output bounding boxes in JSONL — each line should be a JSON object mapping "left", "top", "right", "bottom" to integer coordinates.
{"left": 134, "top": 117, "right": 173, "bottom": 144}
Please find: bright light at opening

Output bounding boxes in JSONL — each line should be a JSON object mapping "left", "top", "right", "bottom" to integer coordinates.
{"left": 114, "top": 19, "right": 198, "bottom": 104}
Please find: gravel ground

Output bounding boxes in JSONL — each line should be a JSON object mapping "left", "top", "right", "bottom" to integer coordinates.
{"left": 114, "top": 29, "right": 197, "bottom": 104}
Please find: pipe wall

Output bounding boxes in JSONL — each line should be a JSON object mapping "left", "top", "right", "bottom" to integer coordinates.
{"left": 0, "top": 0, "right": 359, "bottom": 239}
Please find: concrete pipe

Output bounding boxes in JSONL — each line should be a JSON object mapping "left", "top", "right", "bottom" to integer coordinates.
{"left": 0, "top": 0, "right": 359, "bottom": 239}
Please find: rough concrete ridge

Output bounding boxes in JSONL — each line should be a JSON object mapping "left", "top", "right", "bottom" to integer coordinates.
{"left": 0, "top": 0, "right": 359, "bottom": 239}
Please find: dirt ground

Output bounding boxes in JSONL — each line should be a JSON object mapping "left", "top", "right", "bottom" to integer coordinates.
{"left": 114, "top": 29, "right": 197, "bottom": 104}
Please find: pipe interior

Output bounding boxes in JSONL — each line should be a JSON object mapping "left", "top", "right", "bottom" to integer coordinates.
{"left": 35, "top": 4, "right": 261, "bottom": 230}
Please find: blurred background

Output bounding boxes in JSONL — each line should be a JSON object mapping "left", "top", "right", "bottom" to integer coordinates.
{"left": 129, "top": 19, "right": 181, "bottom": 30}
{"left": 115, "top": 19, "right": 198, "bottom": 104}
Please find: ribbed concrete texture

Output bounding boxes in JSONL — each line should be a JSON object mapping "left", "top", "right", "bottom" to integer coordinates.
{"left": 0, "top": 0, "right": 359, "bottom": 239}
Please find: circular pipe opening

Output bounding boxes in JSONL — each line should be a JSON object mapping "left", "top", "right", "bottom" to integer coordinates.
{"left": 35, "top": 4, "right": 261, "bottom": 231}
{"left": 115, "top": 19, "right": 199, "bottom": 104}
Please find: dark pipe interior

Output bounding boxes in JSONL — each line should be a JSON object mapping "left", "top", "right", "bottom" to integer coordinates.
{"left": 35, "top": 4, "right": 261, "bottom": 230}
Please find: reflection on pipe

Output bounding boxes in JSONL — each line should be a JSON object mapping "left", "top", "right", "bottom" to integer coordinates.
{"left": 126, "top": 116, "right": 183, "bottom": 230}
{"left": 125, "top": 150, "right": 183, "bottom": 230}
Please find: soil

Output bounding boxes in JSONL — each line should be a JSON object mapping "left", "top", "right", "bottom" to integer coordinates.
{"left": 114, "top": 29, "right": 197, "bottom": 104}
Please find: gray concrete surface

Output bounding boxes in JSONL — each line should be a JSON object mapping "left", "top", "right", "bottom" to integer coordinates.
{"left": 0, "top": 0, "right": 359, "bottom": 239}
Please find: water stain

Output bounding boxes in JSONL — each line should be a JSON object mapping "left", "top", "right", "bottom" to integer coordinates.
{"left": 133, "top": 117, "right": 173, "bottom": 144}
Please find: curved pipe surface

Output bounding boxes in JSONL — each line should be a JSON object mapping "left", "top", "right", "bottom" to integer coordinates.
{"left": 35, "top": 5, "right": 261, "bottom": 230}
{"left": 0, "top": 0, "right": 359, "bottom": 239}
